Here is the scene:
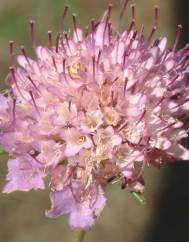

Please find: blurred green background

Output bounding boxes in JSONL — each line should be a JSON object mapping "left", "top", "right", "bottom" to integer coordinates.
{"left": 0, "top": 0, "right": 188, "bottom": 242}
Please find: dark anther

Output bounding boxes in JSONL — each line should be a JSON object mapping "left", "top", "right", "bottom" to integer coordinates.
{"left": 121, "top": 182, "right": 126, "bottom": 189}
{"left": 132, "top": 31, "right": 137, "bottom": 40}
{"left": 107, "top": 176, "right": 117, "bottom": 183}
{"left": 121, "top": 177, "right": 127, "bottom": 189}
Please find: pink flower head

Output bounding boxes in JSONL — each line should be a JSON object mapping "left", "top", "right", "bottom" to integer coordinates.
{"left": 1, "top": 2, "right": 189, "bottom": 230}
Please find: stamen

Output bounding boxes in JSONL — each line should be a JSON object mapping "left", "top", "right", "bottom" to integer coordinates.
{"left": 64, "top": 31, "right": 71, "bottom": 53}
{"left": 60, "top": 5, "right": 69, "bottom": 31}
{"left": 55, "top": 33, "right": 61, "bottom": 53}
{"left": 127, "top": 19, "right": 136, "bottom": 36}
{"left": 122, "top": 38, "right": 134, "bottom": 68}
{"left": 9, "top": 40, "right": 14, "bottom": 64}
{"left": 121, "top": 177, "right": 127, "bottom": 189}
{"left": 132, "top": 31, "right": 137, "bottom": 40}
{"left": 147, "top": 6, "right": 159, "bottom": 44}
{"left": 157, "top": 121, "right": 177, "bottom": 132}
{"left": 153, "top": 38, "right": 160, "bottom": 46}
{"left": 90, "top": 135, "right": 96, "bottom": 146}
{"left": 123, "top": 77, "right": 128, "bottom": 96}
{"left": 173, "top": 25, "right": 183, "bottom": 52}
{"left": 112, "top": 91, "right": 118, "bottom": 106}
{"left": 147, "top": 26, "right": 157, "bottom": 43}
{"left": 183, "top": 59, "right": 189, "bottom": 69}
{"left": 111, "top": 90, "right": 114, "bottom": 105}
{"left": 52, "top": 57, "right": 58, "bottom": 71}
{"left": 91, "top": 18, "right": 95, "bottom": 32}
{"left": 154, "top": 96, "right": 165, "bottom": 108}
{"left": 136, "top": 109, "right": 146, "bottom": 125}
{"left": 60, "top": 34, "right": 67, "bottom": 54}
{"left": 171, "top": 97, "right": 189, "bottom": 110}
{"left": 131, "top": 4, "right": 136, "bottom": 21}
{"left": 62, "top": 58, "right": 68, "bottom": 81}
{"left": 103, "top": 4, "right": 113, "bottom": 47}
{"left": 96, "top": 50, "right": 102, "bottom": 70}
{"left": 107, "top": 176, "right": 117, "bottom": 183}
{"left": 154, "top": 6, "right": 159, "bottom": 27}
{"left": 107, "top": 4, "right": 113, "bottom": 20}
{"left": 29, "top": 90, "right": 40, "bottom": 113}
{"left": 9, "top": 66, "right": 26, "bottom": 100}
{"left": 27, "top": 75, "right": 39, "bottom": 91}
{"left": 92, "top": 56, "right": 96, "bottom": 82}
{"left": 138, "top": 24, "right": 144, "bottom": 42}
{"left": 108, "top": 22, "right": 111, "bottom": 45}
{"left": 167, "top": 74, "right": 179, "bottom": 87}
{"left": 117, "top": 121, "right": 128, "bottom": 132}
{"left": 122, "top": 49, "right": 128, "bottom": 68}
{"left": 47, "top": 31, "right": 53, "bottom": 48}
{"left": 131, "top": 82, "right": 137, "bottom": 94}
{"left": 91, "top": 18, "right": 95, "bottom": 49}
{"left": 68, "top": 100, "right": 71, "bottom": 112}
{"left": 72, "top": 13, "right": 79, "bottom": 41}
{"left": 20, "top": 45, "right": 32, "bottom": 67}
{"left": 112, "top": 77, "right": 119, "bottom": 84}
{"left": 84, "top": 25, "right": 89, "bottom": 37}
{"left": 12, "top": 98, "right": 16, "bottom": 122}
{"left": 29, "top": 20, "right": 36, "bottom": 47}
{"left": 137, "top": 137, "right": 143, "bottom": 146}
{"left": 124, "top": 4, "right": 136, "bottom": 35}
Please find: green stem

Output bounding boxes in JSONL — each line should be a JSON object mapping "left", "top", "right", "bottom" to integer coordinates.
{"left": 73, "top": 229, "right": 86, "bottom": 242}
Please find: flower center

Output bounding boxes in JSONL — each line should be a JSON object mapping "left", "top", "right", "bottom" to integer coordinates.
{"left": 68, "top": 62, "right": 86, "bottom": 79}
{"left": 103, "top": 107, "right": 120, "bottom": 126}
{"left": 77, "top": 135, "right": 86, "bottom": 145}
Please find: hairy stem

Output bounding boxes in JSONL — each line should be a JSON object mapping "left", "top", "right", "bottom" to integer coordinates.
{"left": 73, "top": 229, "right": 86, "bottom": 242}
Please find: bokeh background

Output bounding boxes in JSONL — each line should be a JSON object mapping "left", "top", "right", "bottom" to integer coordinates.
{"left": 0, "top": 0, "right": 189, "bottom": 242}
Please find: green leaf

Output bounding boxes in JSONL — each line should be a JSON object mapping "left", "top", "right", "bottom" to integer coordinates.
{"left": 131, "top": 191, "right": 145, "bottom": 205}
{"left": 0, "top": 147, "right": 7, "bottom": 155}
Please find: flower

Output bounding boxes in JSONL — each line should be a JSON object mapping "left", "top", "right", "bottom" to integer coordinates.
{"left": 1, "top": 2, "right": 189, "bottom": 230}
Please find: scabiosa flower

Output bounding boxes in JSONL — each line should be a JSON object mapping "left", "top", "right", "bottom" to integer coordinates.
{"left": 1, "top": 1, "right": 189, "bottom": 230}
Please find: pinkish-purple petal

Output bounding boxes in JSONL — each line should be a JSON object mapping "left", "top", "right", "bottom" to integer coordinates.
{"left": 46, "top": 187, "right": 74, "bottom": 218}
{"left": 3, "top": 157, "right": 45, "bottom": 193}
{"left": 69, "top": 186, "right": 106, "bottom": 230}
